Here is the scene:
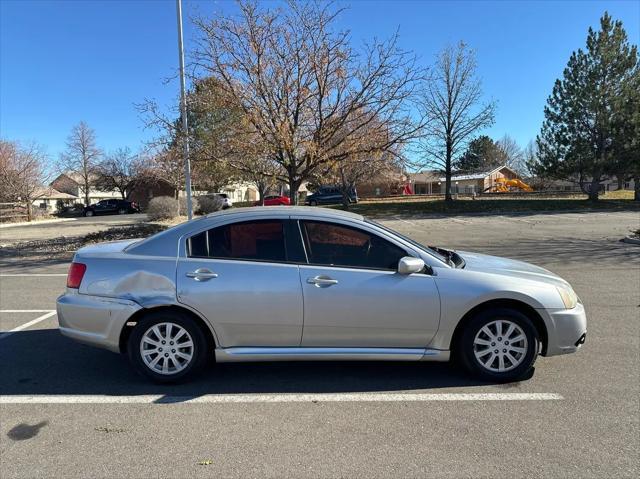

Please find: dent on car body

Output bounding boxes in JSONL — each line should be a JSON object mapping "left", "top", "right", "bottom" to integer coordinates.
{"left": 85, "top": 271, "right": 176, "bottom": 306}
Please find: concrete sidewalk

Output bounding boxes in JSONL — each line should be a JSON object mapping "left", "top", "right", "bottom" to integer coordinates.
{"left": 0, "top": 218, "right": 78, "bottom": 229}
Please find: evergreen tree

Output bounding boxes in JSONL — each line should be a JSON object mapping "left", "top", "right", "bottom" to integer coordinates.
{"left": 532, "top": 12, "right": 639, "bottom": 201}
{"left": 455, "top": 135, "right": 503, "bottom": 173}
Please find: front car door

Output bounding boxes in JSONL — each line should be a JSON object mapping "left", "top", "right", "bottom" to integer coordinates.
{"left": 176, "top": 218, "right": 304, "bottom": 347}
{"left": 296, "top": 219, "right": 441, "bottom": 348}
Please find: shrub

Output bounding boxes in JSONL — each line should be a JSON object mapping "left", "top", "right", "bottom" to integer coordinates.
{"left": 147, "top": 196, "right": 179, "bottom": 221}
{"left": 195, "top": 195, "right": 224, "bottom": 214}
{"left": 178, "top": 196, "right": 199, "bottom": 216}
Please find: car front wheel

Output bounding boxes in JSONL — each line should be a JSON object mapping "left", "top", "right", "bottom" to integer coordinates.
{"left": 84, "top": 210, "right": 94, "bottom": 217}
{"left": 128, "top": 311, "right": 208, "bottom": 383}
{"left": 118, "top": 208, "right": 127, "bottom": 215}
{"left": 458, "top": 308, "right": 539, "bottom": 382}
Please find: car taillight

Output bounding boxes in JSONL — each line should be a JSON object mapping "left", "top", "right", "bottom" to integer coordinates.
{"left": 67, "top": 262, "right": 87, "bottom": 288}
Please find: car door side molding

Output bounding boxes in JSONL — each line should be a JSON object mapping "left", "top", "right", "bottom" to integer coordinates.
{"left": 215, "top": 347, "right": 450, "bottom": 362}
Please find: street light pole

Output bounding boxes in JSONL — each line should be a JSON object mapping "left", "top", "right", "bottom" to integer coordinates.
{"left": 176, "top": 0, "right": 193, "bottom": 220}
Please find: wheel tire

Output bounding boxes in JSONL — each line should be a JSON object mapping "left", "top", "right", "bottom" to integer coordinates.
{"left": 84, "top": 210, "right": 94, "bottom": 217}
{"left": 309, "top": 200, "right": 317, "bottom": 206}
{"left": 127, "top": 310, "right": 209, "bottom": 384}
{"left": 458, "top": 308, "right": 539, "bottom": 382}
{"left": 118, "top": 208, "right": 127, "bottom": 215}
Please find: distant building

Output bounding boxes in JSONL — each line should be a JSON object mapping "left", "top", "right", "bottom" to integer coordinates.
{"left": 31, "top": 187, "right": 78, "bottom": 213}
{"left": 50, "top": 172, "right": 119, "bottom": 205}
{"left": 408, "top": 166, "right": 521, "bottom": 194}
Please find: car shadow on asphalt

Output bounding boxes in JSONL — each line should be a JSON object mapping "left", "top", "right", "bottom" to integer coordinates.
{"left": 0, "top": 329, "right": 514, "bottom": 397}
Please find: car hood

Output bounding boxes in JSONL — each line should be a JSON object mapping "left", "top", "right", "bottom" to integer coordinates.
{"left": 457, "top": 251, "right": 570, "bottom": 288}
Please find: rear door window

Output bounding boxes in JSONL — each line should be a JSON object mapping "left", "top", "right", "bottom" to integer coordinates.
{"left": 188, "top": 220, "right": 287, "bottom": 263}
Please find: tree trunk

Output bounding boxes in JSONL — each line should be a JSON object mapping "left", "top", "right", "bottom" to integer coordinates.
{"left": 617, "top": 175, "right": 624, "bottom": 190}
{"left": 288, "top": 175, "right": 300, "bottom": 206}
{"left": 588, "top": 177, "right": 600, "bottom": 201}
{"left": 444, "top": 141, "right": 453, "bottom": 201}
{"left": 258, "top": 185, "right": 267, "bottom": 206}
{"left": 26, "top": 200, "right": 32, "bottom": 222}
{"left": 341, "top": 190, "right": 350, "bottom": 210}
{"left": 84, "top": 182, "right": 90, "bottom": 206}
{"left": 634, "top": 175, "right": 639, "bottom": 201}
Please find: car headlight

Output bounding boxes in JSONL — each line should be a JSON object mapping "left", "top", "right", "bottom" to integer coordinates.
{"left": 556, "top": 286, "right": 578, "bottom": 309}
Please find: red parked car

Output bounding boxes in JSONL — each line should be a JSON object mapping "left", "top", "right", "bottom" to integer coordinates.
{"left": 254, "top": 195, "right": 291, "bottom": 206}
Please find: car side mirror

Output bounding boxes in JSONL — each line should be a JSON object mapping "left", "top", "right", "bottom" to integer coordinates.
{"left": 397, "top": 256, "right": 425, "bottom": 275}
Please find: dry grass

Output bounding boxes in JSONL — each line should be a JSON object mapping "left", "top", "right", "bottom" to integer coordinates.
{"left": 335, "top": 197, "right": 640, "bottom": 218}
{"left": 602, "top": 190, "right": 634, "bottom": 200}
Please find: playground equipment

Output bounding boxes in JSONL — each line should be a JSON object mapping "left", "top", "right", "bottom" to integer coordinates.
{"left": 485, "top": 177, "right": 533, "bottom": 193}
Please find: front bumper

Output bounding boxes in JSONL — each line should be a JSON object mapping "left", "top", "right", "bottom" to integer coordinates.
{"left": 541, "top": 302, "right": 587, "bottom": 356}
{"left": 56, "top": 291, "right": 141, "bottom": 353}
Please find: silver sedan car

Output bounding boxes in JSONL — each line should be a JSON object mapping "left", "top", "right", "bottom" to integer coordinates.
{"left": 57, "top": 206, "right": 586, "bottom": 383}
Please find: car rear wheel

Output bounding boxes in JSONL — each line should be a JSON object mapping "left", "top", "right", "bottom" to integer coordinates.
{"left": 84, "top": 210, "right": 94, "bottom": 217}
{"left": 118, "top": 207, "right": 127, "bottom": 215}
{"left": 458, "top": 308, "right": 539, "bottom": 382}
{"left": 309, "top": 200, "right": 318, "bottom": 206}
{"left": 128, "top": 311, "right": 208, "bottom": 383}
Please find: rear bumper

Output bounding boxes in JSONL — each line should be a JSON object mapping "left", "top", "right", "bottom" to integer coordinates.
{"left": 56, "top": 292, "right": 141, "bottom": 353}
{"left": 541, "top": 302, "right": 587, "bottom": 356}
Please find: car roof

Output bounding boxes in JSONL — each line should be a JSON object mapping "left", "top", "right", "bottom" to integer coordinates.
{"left": 205, "top": 206, "right": 363, "bottom": 221}
{"left": 126, "top": 206, "right": 364, "bottom": 256}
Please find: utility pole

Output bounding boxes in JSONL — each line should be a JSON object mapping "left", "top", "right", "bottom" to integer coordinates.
{"left": 176, "top": 0, "right": 193, "bottom": 220}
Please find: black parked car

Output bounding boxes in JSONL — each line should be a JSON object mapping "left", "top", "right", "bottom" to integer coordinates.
{"left": 84, "top": 199, "right": 140, "bottom": 217}
{"left": 304, "top": 186, "right": 358, "bottom": 206}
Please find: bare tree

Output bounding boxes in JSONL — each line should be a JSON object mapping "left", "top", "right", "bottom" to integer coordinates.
{"left": 496, "top": 134, "right": 527, "bottom": 175}
{"left": 149, "top": 147, "right": 185, "bottom": 199}
{"left": 58, "top": 122, "right": 102, "bottom": 206}
{"left": 419, "top": 42, "right": 496, "bottom": 200}
{"left": 95, "top": 147, "right": 148, "bottom": 199}
{"left": 0, "top": 140, "right": 47, "bottom": 220}
{"left": 192, "top": 1, "right": 425, "bottom": 204}
{"left": 320, "top": 108, "right": 403, "bottom": 208}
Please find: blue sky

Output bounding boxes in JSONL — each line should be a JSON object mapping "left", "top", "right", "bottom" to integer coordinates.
{"left": 1, "top": 0, "right": 638, "bottom": 165}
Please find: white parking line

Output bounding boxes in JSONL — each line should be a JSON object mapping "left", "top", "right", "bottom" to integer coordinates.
{"left": 0, "top": 274, "right": 67, "bottom": 277}
{"left": 0, "top": 311, "right": 56, "bottom": 340}
{"left": 0, "top": 310, "right": 56, "bottom": 313}
{"left": 0, "top": 392, "right": 563, "bottom": 404}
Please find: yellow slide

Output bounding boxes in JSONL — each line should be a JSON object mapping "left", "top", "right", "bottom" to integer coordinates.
{"left": 488, "top": 177, "right": 533, "bottom": 192}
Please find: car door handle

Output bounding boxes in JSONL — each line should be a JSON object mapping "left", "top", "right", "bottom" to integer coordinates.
{"left": 307, "top": 276, "right": 338, "bottom": 287}
{"left": 186, "top": 268, "right": 219, "bottom": 281}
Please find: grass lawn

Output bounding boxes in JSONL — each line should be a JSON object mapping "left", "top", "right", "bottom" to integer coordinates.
{"left": 331, "top": 194, "right": 640, "bottom": 218}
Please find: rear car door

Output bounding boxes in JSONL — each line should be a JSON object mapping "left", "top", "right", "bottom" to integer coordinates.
{"left": 104, "top": 199, "right": 118, "bottom": 213}
{"left": 296, "top": 219, "right": 441, "bottom": 348}
{"left": 176, "top": 218, "right": 304, "bottom": 348}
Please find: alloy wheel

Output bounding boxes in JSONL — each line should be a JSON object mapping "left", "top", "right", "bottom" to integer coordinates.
{"left": 472, "top": 319, "right": 528, "bottom": 373}
{"left": 139, "top": 322, "right": 194, "bottom": 375}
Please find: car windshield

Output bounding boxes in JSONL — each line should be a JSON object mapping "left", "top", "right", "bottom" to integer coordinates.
{"left": 366, "top": 219, "right": 451, "bottom": 265}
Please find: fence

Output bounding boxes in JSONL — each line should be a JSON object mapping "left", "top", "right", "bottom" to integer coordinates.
{"left": 359, "top": 190, "right": 587, "bottom": 202}
{"left": 0, "top": 202, "right": 29, "bottom": 223}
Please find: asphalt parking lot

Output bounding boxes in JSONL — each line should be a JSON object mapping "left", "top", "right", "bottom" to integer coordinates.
{"left": 1, "top": 210, "right": 638, "bottom": 478}
{"left": 0, "top": 213, "right": 148, "bottom": 246}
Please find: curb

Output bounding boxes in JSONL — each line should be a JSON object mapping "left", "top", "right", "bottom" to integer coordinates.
{"left": 0, "top": 218, "right": 78, "bottom": 229}
{"left": 621, "top": 236, "right": 640, "bottom": 245}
